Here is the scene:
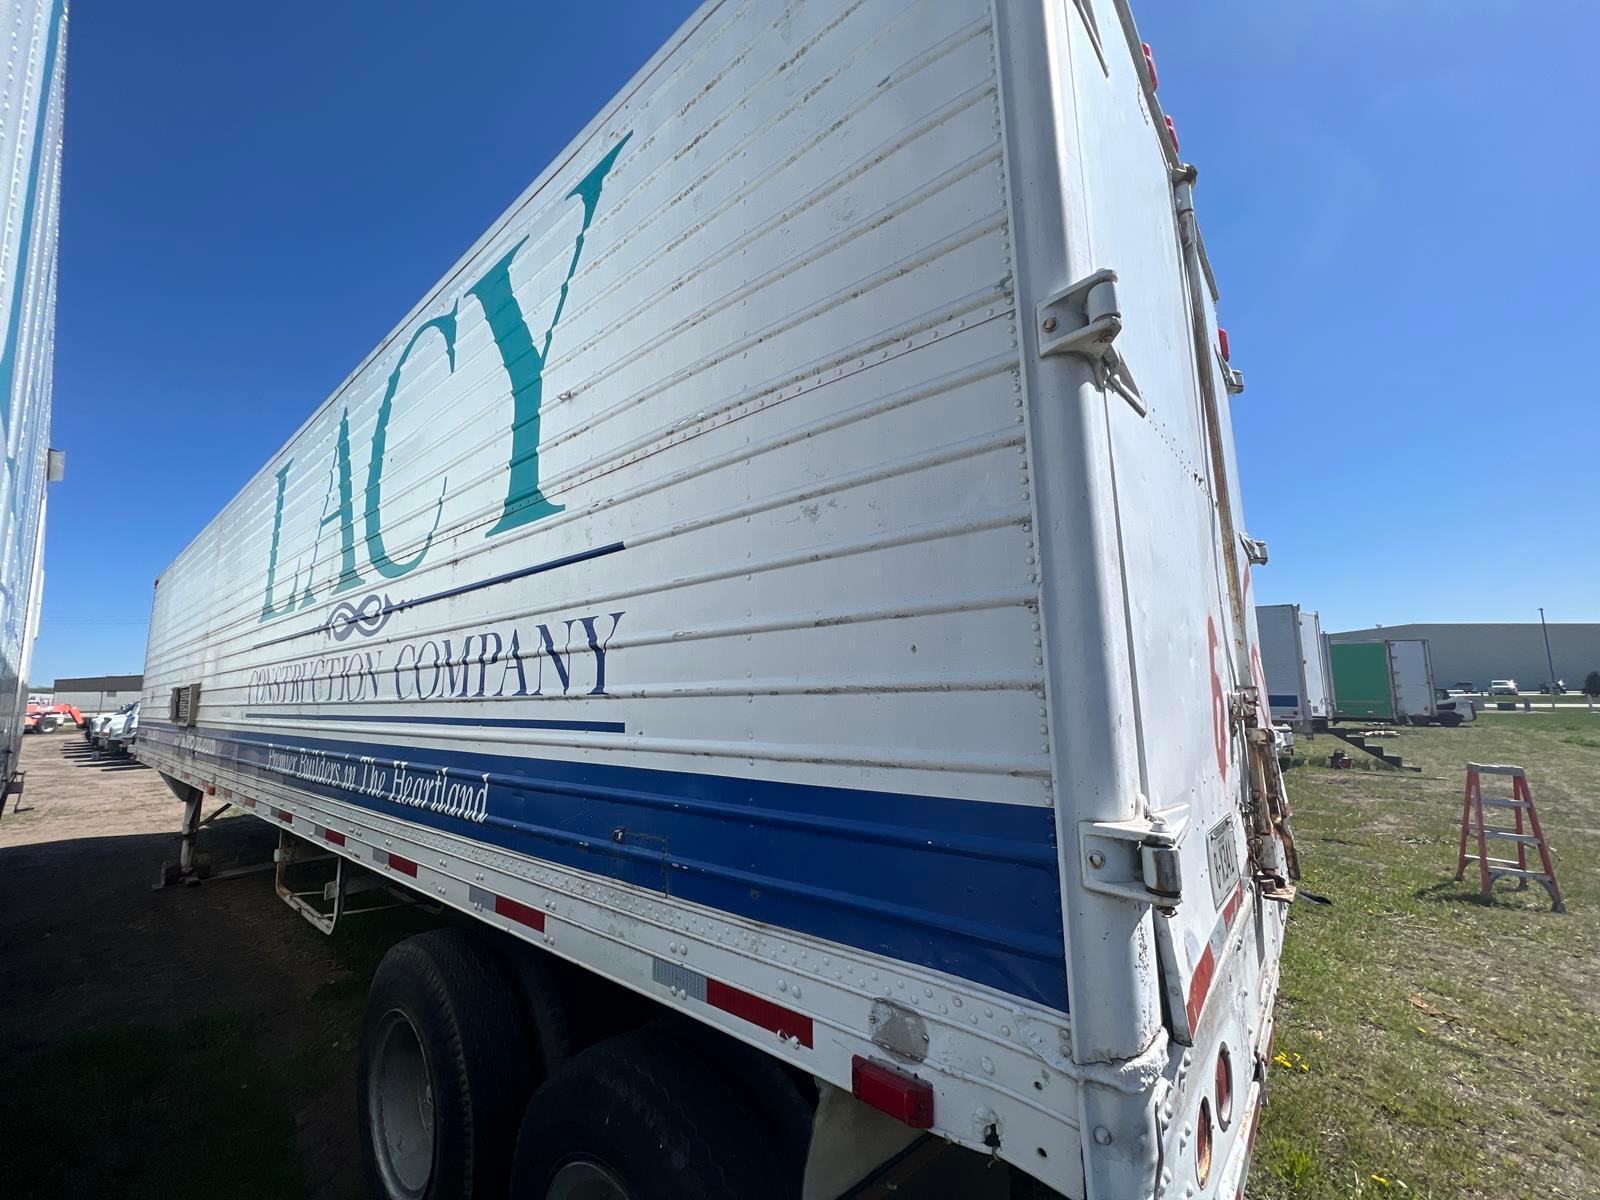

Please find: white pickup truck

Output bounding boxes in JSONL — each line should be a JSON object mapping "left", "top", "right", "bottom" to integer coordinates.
{"left": 138, "top": 2, "right": 1293, "bottom": 1197}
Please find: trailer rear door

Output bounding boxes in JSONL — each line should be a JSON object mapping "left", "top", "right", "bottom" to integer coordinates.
{"left": 1331, "top": 642, "right": 1396, "bottom": 720}
{"left": 1388, "top": 639, "right": 1437, "bottom": 722}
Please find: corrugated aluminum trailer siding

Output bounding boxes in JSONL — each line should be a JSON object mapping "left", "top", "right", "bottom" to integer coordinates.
{"left": 0, "top": 0, "right": 66, "bottom": 780}
{"left": 141, "top": 1, "right": 1067, "bottom": 1007}
{"left": 1257, "top": 603, "right": 1308, "bottom": 721}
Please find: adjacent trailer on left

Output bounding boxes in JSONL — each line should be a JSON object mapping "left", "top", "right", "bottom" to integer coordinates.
{"left": 0, "top": 0, "right": 68, "bottom": 795}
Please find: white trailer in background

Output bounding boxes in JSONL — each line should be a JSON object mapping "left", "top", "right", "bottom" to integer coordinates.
{"left": 139, "top": 2, "right": 1295, "bottom": 1197}
{"left": 0, "top": 0, "right": 68, "bottom": 803}
{"left": 1387, "top": 638, "right": 1438, "bottom": 726}
{"left": 1257, "top": 603, "right": 1332, "bottom": 730}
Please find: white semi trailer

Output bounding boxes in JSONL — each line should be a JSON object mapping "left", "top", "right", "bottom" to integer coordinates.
{"left": 1386, "top": 638, "right": 1438, "bottom": 726}
{"left": 0, "top": 0, "right": 68, "bottom": 802}
{"left": 138, "top": 2, "right": 1295, "bottom": 1197}
{"left": 1257, "top": 603, "right": 1333, "bottom": 731}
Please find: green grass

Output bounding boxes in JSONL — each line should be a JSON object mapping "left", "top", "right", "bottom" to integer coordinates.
{"left": 0, "top": 1015, "right": 306, "bottom": 1200}
{"left": 1248, "top": 712, "right": 1600, "bottom": 1200}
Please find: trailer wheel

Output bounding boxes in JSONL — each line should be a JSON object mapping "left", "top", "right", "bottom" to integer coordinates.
{"left": 359, "top": 929, "right": 535, "bottom": 1200}
{"left": 510, "top": 1028, "right": 794, "bottom": 1200}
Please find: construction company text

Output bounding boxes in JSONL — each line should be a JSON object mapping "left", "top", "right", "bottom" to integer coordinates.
{"left": 245, "top": 612, "right": 623, "bottom": 707}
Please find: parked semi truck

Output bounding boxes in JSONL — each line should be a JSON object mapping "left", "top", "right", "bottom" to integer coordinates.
{"left": 0, "top": 0, "right": 68, "bottom": 805}
{"left": 1330, "top": 639, "right": 1441, "bottom": 725}
{"left": 1256, "top": 603, "right": 1332, "bottom": 731}
{"left": 138, "top": 3, "right": 1295, "bottom": 1196}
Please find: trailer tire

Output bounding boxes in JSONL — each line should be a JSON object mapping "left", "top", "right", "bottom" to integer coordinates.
{"left": 359, "top": 929, "right": 535, "bottom": 1200}
{"left": 510, "top": 1028, "right": 795, "bottom": 1200}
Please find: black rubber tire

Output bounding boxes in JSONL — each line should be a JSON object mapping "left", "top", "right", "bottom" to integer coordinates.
{"left": 358, "top": 928, "right": 536, "bottom": 1200}
{"left": 509, "top": 1028, "right": 796, "bottom": 1200}
{"left": 1441, "top": 713, "right": 1463, "bottom": 727}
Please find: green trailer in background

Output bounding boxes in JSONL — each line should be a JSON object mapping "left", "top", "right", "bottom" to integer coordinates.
{"left": 1330, "top": 639, "right": 1440, "bottom": 723}
{"left": 1330, "top": 641, "right": 1398, "bottom": 720}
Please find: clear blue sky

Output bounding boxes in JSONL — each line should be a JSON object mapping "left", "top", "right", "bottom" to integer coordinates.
{"left": 35, "top": 1, "right": 1600, "bottom": 683}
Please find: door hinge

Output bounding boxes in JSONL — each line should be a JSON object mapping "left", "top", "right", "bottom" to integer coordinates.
{"left": 1036, "top": 269, "right": 1145, "bottom": 414}
{"left": 1080, "top": 806, "right": 1189, "bottom": 908}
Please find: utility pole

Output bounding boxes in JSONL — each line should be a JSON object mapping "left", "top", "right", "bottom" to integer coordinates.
{"left": 1539, "top": 607, "right": 1559, "bottom": 711}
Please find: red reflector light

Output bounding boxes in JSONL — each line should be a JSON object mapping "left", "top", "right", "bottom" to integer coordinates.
{"left": 1164, "top": 115, "right": 1180, "bottom": 154}
{"left": 388, "top": 853, "right": 418, "bottom": 877}
{"left": 851, "top": 1056, "right": 934, "bottom": 1129}
{"left": 1218, "top": 327, "right": 1232, "bottom": 362}
{"left": 323, "top": 828, "right": 346, "bottom": 847}
{"left": 1141, "top": 42, "right": 1158, "bottom": 90}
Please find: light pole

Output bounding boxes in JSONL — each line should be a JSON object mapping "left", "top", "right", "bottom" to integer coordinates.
{"left": 1539, "top": 607, "right": 1559, "bottom": 711}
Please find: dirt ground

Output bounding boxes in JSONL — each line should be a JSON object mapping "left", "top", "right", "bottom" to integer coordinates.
{"left": 0, "top": 731, "right": 372, "bottom": 1199}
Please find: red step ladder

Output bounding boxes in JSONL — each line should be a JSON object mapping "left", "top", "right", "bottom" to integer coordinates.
{"left": 1456, "top": 763, "right": 1565, "bottom": 913}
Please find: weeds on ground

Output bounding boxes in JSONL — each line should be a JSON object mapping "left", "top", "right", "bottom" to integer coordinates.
{"left": 1249, "top": 713, "right": 1600, "bottom": 1200}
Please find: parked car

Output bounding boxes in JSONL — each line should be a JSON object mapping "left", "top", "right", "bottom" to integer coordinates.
{"left": 1538, "top": 680, "right": 1567, "bottom": 694}
{"left": 88, "top": 707, "right": 131, "bottom": 750}
{"left": 1490, "top": 679, "right": 1519, "bottom": 696}
{"left": 1453, "top": 681, "right": 1477, "bottom": 693}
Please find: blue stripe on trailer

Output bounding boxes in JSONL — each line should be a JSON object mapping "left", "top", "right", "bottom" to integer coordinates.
{"left": 142, "top": 721, "right": 1068, "bottom": 1010}
{"left": 1267, "top": 694, "right": 1299, "bottom": 709}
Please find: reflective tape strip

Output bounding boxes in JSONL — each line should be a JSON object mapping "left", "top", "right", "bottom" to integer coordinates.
{"left": 707, "top": 979, "right": 814, "bottom": 1048}
{"left": 1186, "top": 882, "right": 1245, "bottom": 1030}
{"left": 322, "top": 827, "right": 346, "bottom": 847}
{"left": 466, "top": 886, "right": 544, "bottom": 930}
{"left": 274, "top": 808, "right": 293, "bottom": 825}
{"left": 388, "top": 853, "right": 418, "bottom": 877}
{"left": 493, "top": 895, "right": 544, "bottom": 931}
{"left": 649, "top": 958, "right": 812, "bottom": 1048}
{"left": 652, "top": 959, "right": 707, "bottom": 1002}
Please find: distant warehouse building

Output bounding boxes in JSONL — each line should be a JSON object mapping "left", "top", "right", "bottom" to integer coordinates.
{"left": 51, "top": 674, "right": 143, "bottom": 717}
{"left": 1328, "top": 625, "right": 1600, "bottom": 691}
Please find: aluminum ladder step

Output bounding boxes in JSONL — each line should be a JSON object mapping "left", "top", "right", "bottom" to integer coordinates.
{"left": 1480, "top": 796, "right": 1529, "bottom": 810}
{"left": 1486, "top": 866, "right": 1552, "bottom": 883}
{"left": 1483, "top": 830, "right": 1542, "bottom": 844}
{"left": 1463, "top": 854, "right": 1547, "bottom": 874}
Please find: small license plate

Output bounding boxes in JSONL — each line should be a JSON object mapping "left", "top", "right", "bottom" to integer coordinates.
{"left": 1207, "top": 816, "right": 1241, "bottom": 908}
